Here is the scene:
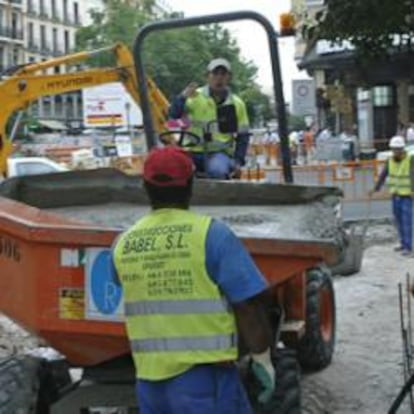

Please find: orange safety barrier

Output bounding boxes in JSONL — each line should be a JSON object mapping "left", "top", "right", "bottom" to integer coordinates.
{"left": 263, "top": 159, "right": 390, "bottom": 202}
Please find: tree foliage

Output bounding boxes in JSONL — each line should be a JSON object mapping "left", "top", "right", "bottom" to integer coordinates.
{"left": 76, "top": 0, "right": 271, "bottom": 123}
{"left": 302, "top": 0, "right": 414, "bottom": 59}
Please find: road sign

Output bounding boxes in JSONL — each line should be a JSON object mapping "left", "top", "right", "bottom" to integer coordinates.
{"left": 292, "top": 79, "right": 317, "bottom": 116}
{"left": 85, "top": 248, "right": 124, "bottom": 321}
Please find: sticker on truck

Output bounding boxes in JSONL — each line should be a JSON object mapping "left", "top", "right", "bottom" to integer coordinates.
{"left": 85, "top": 248, "right": 124, "bottom": 322}
{"left": 59, "top": 288, "right": 85, "bottom": 320}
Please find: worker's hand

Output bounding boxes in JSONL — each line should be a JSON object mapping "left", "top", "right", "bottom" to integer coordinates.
{"left": 181, "top": 82, "right": 198, "bottom": 98}
{"left": 251, "top": 349, "right": 276, "bottom": 405}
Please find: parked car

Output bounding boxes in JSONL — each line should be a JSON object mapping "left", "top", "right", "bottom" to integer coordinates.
{"left": 3, "top": 157, "right": 68, "bottom": 180}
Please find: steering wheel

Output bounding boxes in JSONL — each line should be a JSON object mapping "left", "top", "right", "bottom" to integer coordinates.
{"left": 158, "top": 130, "right": 202, "bottom": 148}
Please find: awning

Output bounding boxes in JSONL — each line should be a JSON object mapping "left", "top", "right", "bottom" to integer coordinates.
{"left": 37, "top": 119, "right": 68, "bottom": 131}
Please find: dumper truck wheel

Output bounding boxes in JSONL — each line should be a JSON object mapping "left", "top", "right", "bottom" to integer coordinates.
{"left": 243, "top": 348, "right": 301, "bottom": 414}
{"left": 0, "top": 355, "right": 40, "bottom": 413}
{"left": 297, "top": 266, "right": 336, "bottom": 372}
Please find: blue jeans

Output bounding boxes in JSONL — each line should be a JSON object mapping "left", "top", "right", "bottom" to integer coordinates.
{"left": 392, "top": 195, "right": 413, "bottom": 251}
{"left": 136, "top": 364, "right": 253, "bottom": 414}
{"left": 191, "top": 153, "right": 235, "bottom": 179}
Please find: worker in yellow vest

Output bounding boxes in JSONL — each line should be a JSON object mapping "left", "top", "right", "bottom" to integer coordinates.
{"left": 111, "top": 146, "right": 275, "bottom": 413}
{"left": 169, "top": 58, "right": 250, "bottom": 179}
{"left": 371, "top": 135, "right": 414, "bottom": 256}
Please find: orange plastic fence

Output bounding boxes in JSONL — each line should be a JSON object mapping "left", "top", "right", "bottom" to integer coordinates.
{"left": 262, "top": 159, "right": 389, "bottom": 201}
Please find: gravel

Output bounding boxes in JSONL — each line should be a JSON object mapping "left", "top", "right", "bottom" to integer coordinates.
{"left": 47, "top": 202, "right": 345, "bottom": 244}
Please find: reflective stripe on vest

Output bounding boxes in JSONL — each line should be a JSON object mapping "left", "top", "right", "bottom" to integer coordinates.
{"left": 113, "top": 209, "right": 237, "bottom": 381}
{"left": 185, "top": 86, "right": 248, "bottom": 153}
{"left": 124, "top": 298, "right": 230, "bottom": 316}
{"left": 131, "top": 334, "right": 237, "bottom": 353}
{"left": 388, "top": 156, "right": 412, "bottom": 196}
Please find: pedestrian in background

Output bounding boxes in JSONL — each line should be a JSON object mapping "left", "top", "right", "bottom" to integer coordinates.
{"left": 370, "top": 136, "right": 414, "bottom": 256}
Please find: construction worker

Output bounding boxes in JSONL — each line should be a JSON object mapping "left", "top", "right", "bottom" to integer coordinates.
{"left": 111, "top": 146, "right": 275, "bottom": 413}
{"left": 371, "top": 136, "right": 414, "bottom": 256}
{"left": 169, "top": 58, "right": 250, "bottom": 179}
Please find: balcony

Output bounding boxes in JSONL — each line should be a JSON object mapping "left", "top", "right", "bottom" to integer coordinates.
{"left": 26, "top": 7, "right": 37, "bottom": 18}
{"left": 51, "top": 14, "right": 60, "bottom": 23}
{"left": 40, "top": 45, "right": 52, "bottom": 56}
{"left": 63, "top": 15, "right": 81, "bottom": 27}
{"left": 52, "top": 48, "right": 64, "bottom": 57}
{"left": 39, "top": 10, "right": 48, "bottom": 20}
{"left": 0, "top": 0, "right": 23, "bottom": 7}
{"left": 0, "top": 26, "right": 24, "bottom": 41}
{"left": 27, "top": 43, "right": 39, "bottom": 53}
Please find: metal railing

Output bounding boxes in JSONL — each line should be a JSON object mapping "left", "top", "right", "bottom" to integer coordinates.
{"left": 0, "top": 26, "right": 23, "bottom": 40}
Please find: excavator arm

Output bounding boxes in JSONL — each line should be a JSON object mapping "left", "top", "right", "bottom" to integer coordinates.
{"left": 0, "top": 43, "right": 169, "bottom": 175}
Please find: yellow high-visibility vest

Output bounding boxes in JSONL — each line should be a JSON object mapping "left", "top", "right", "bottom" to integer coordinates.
{"left": 185, "top": 86, "right": 249, "bottom": 154}
{"left": 114, "top": 208, "right": 237, "bottom": 381}
{"left": 388, "top": 156, "right": 412, "bottom": 196}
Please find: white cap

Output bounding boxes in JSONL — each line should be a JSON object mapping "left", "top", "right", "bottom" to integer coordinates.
{"left": 207, "top": 58, "right": 231, "bottom": 72}
{"left": 389, "top": 135, "right": 406, "bottom": 149}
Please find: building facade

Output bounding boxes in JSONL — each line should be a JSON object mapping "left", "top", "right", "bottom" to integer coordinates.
{"left": 0, "top": 0, "right": 84, "bottom": 124}
{"left": 0, "top": 0, "right": 171, "bottom": 127}
{"left": 293, "top": 0, "right": 414, "bottom": 149}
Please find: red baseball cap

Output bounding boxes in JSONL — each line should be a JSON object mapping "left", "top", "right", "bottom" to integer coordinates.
{"left": 143, "top": 146, "right": 195, "bottom": 187}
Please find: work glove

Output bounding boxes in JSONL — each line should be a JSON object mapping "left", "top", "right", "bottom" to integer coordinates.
{"left": 251, "top": 349, "right": 276, "bottom": 405}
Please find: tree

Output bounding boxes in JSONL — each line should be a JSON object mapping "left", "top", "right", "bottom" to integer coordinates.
{"left": 76, "top": 1, "right": 271, "bottom": 124}
{"left": 302, "top": 0, "right": 414, "bottom": 59}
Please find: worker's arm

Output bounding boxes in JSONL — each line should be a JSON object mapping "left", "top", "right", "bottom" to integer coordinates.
{"left": 169, "top": 82, "right": 198, "bottom": 119}
{"left": 410, "top": 155, "right": 414, "bottom": 193}
{"left": 371, "top": 162, "right": 389, "bottom": 194}
{"left": 234, "top": 98, "right": 250, "bottom": 166}
{"left": 234, "top": 133, "right": 250, "bottom": 166}
{"left": 233, "top": 292, "right": 272, "bottom": 353}
{"left": 206, "top": 220, "right": 275, "bottom": 403}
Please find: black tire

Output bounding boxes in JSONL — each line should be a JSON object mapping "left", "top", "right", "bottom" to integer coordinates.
{"left": 244, "top": 349, "right": 301, "bottom": 414}
{"left": 35, "top": 358, "right": 72, "bottom": 413}
{"left": 0, "top": 355, "right": 41, "bottom": 413}
{"left": 297, "top": 266, "right": 336, "bottom": 372}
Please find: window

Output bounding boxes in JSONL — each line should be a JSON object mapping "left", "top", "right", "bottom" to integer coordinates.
{"left": 27, "top": 0, "right": 34, "bottom": 13}
{"left": 11, "top": 12, "right": 18, "bottom": 39}
{"left": 52, "top": 27, "right": 58, "bottom": 52}
{"left": 64, "top": 30, "right": 70, "bottom": 53}
{"left": 40, "top": 25, "right": 46, "bottom": 49}
{"left": 0, "top": 46, "right": 4, "bottom": 69}
{"left": 51, "top": 0, "right": 57, "bottom": 18}
{"left": 12, "top": 48, "right": 19, "bottom": 65}
{"left": 373, "top": 85, "right": 393, "bottom": 107}
{"left": 39, "top": 0, "right": 45, "bottom": 16}
{"left": 28, "top": 22, "right": 34, "bottom": 46}
{"left": 63, "top": 0, "right": 68, "bottom": 21}
{"left": 73, "top": 2, "right": 79, "bottom": 24}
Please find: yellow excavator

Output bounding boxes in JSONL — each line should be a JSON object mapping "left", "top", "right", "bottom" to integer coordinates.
{"left": 0, "top": 42, "right": 170, "bottom": 176}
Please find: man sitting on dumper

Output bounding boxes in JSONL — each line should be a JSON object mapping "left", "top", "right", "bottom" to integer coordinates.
{"left": 169, "top": 58, "right": 250, "bottom": 179}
